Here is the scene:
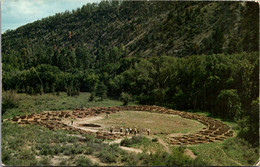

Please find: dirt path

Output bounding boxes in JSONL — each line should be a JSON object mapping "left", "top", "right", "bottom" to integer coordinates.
{"left": 71, "top": 116, "right": 104, "bottom": 125}
{"left": 50, "top": 155, "right": 70, "bottom": 166}
{"left": 146, "top": 135, "right": 170, "bottom": 153}
{"left": 108, "top": 135, "right": 170, "bottom": 154}
{"left": 106, "top": 137, "right": 143, "bottom": 154}
{"left": 87, "top": 155, "right": 108, "bottom": 166}
{"left": 62, "top": 116, "right": 105, "bottom": 133}
{"left": 63, "top": 116, "right": 104, "bottom": 125}
{"left": 106, "top": 138, "right": 125, "bottom": 145}
{"left": 119, "top": 146, "right": 143, "bottom": 153}
{"left": 254, "top": 158, "right": 260, "bottom": 166}
{"left": 216, "top": 146, "right": 243, "bottom": 166}
{"left": 65, "top": 133, "right": 85, "bottom": 139}
{"left": 158, "top": 138, "right": 170, "bottom": 153}
{"left": 184, "top": 148, "right": 196, "bottom": 159}
{"left": 146, "top": 135, "right": 197, "bottom": 159}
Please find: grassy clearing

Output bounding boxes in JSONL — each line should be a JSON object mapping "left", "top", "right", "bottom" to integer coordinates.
{"left": 184, "top": 109, "right": 259, "bottom": 166}
{"left": 187, "top": 137, "right": 259, "bottom": 166}
{"left": 95, "top": 110, "right": 206, "bottom": 134}
{"left": 2, "top": 92, "right": 131, "bottom": 119}
{"left": 2, "top": 92, "right": 257, "bottom": 166}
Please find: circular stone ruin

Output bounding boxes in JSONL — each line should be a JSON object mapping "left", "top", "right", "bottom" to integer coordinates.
{"left": 11, "top": 105, "right": 233, "bottom": 145}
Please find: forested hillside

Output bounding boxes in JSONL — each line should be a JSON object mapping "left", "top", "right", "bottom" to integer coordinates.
{"left": 2, "top": 1, "right": 259, "bottom": 147}
{"left": 2, "top": 1, "right": 258, "bottom": 59}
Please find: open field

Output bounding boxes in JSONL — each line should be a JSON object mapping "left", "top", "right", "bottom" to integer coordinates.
{"left": 94, "top": 110, "right": 206, "bottom": 134}
{"left": 2, "top": 1, "right": 259, "bottom": 166}
{"left": 2, "top": 92, "right": 131, "bottom": 120}
{"left": 2, "top": 93, "right": 259, "bottom": 166}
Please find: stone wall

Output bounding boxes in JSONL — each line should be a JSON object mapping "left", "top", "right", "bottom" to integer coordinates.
{"left": 11, "top": 105, "right": 233, "bottom": 145}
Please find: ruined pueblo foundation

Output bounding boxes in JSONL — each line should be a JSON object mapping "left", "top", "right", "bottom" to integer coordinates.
{"left": 11, "top": 105, "right": 233, "bottom": 145}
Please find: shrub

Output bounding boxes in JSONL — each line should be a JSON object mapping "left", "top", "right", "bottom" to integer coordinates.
{"left": 66, "top": 87, "right": 72, "bottom": 96}
{"left": 89, "top": 143, "right": 106, "bottom": 152}
{"left": 120, "top": 136, "right": 150, "bottom": 147}
{"left": 37, "top": 156, "right": 50, "bottom": 166}
{"left": 76, "top": 156, "right": 93, "bottom": 166}
{"left": 34, "top": 101, "right": 43, "bottom": 105}
{"left": 40, "top": 86, "right": 44, "bottom": 95}
{"left": 121, "top": 92, "right": 131, "bottom": 106}
{"left": 123, "top": 153, "right": 140, "bottom": 166}
{"left": 75, "top": 147, "right": 84, "bottom": 154}
{"left": 178, "top": 145, "right": 186, "bottom": 152}
{"left": 120, "top": 138, "right": 132, "bottom": 147}
{"left": 101, "top": 92, "right": 107, "bottom": 101}
{"left": 59, "top": 158, "right": 68, "bottom": 166}
{"left": 89, "top": 91, "right": 95, "bottom": 102}
{"left": 62, "top": 145, "right": 74, "bottom": 156}
{"left": 84, "top": 147, "right": 95, "bottom": 155}
{"left": 97, "top": 151, "right": 117, "bottom": 163}
{"left": 39, "top": 144, "right": 54, "bottom": 156}
{"left": 2, "top": 90, "right": 19, "bottom": 115}
{"left": 67, "top": 136, "right": 78, "bottom": 143}
{"left": 28, "top": 87, "right": 35, "bottom": 95}
{"left": 84, "top": 134, "right": 96, "bottom": 142}
{"left": 152, "top": 138, "right": 158, "bottom": 142}
{"left": 2, "top": 149, "right": 12, "bottom": 163}
{"left": 141, "top": 149, "right": 193, "bottom": 166}
{"left": 19, "top": 149, "right": 35, "bottom": 161}
{"left": 192, "top": 155, "right": 209, "bottom": 166}
{"left": 66, "top": 86, "right": 80, "bottom": 96}
{"left": 53, "top": 145, "right": 62, "bottom": 155}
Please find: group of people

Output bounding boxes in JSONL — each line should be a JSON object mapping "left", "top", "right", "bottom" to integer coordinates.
{"left": 110, "top": 126, "right": 150, "bottom": 135}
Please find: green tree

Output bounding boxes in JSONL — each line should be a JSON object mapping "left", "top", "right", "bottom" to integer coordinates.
{"left": 238, "top": 98, "right": 259, "bottom": 146}
{"left": 89, "top": 91, "right": 95, "bottom": 102}
{"left": 121, "top": 92, "right": 131, "bottom": 106}
{"left": 216, "top": 89, "right": 241, "bottom": 120}
{"left": 96, "top": 82, "right": 107, "bottom": 100}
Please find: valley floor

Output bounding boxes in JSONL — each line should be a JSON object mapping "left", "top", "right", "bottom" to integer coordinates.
{"left": 2, "top": 92, "right": 259, "bottom": 166}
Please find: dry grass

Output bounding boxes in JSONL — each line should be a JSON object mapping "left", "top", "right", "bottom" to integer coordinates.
{"left": 94, "top": 110, "right": 206, "bottom": 134}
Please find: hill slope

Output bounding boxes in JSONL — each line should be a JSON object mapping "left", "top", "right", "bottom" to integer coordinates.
{"left": 2, "top": 1, "right": 258, "bottom": 60}
{"left": 1, "top": 1, "right": 259, "bottom": 149}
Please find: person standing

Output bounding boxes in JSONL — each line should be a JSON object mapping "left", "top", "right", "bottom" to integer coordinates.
{"left": 134, "top": 127, "right": 137, "bottom": 135}
{"left": 147, "top": 129, "right": 150, "bottom": 135}
{"left": 110, "top": 125, "right": 114, "bottom": 133}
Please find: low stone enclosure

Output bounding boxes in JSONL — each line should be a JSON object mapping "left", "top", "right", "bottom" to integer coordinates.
{"left": 11, "top": 105, "right": 233, "bottom": 145}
